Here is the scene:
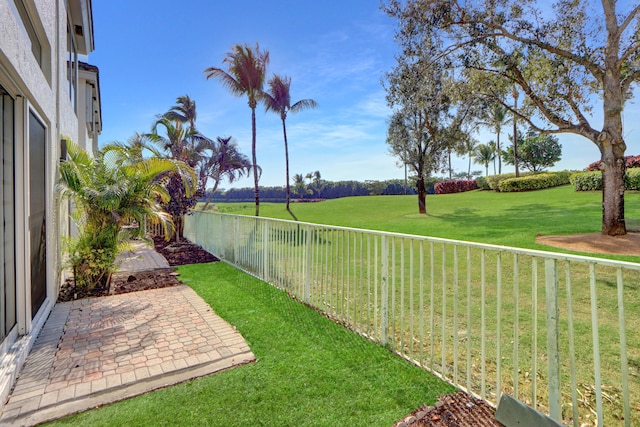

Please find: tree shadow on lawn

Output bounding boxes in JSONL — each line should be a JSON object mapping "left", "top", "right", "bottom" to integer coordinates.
{"left": 431, "top": 202, "right": 600, "bottom": 243}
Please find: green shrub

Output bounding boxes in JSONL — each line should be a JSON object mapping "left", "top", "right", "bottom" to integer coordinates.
{"left": 626, "top": 168, "right": 640, "bottom": 190}
{"left": 485, "top": 172, "right": 533, "bottom": 191}
{"left": 476, "top": 176, "right": 490, "bottom": 190}
{"left": 498, "top": 172, "right": 570, "bottom": 192}
{"left": 552, "top": 170, "right": 574, "bottom": 183}
{"left": 66, "top": 234, "right": 118, "bottom": 289}
{"left": 571, "top": 171, "right": 602, "bottom": 191}
{"left": 570, "top": 167, "right": 640, "bottom": 191}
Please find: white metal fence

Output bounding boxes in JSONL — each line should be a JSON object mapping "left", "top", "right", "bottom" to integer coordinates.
{"left": 184, "top": 211, "right": 640, "bottom": 427}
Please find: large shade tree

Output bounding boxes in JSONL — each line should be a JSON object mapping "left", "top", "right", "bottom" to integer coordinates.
{"left": 385, "top": 23, "right": 478, "bottom": 213}
{"left": 263, "top": 74, "right": 318, "bottom": 220}
{"left": 204, "top": 43, "right": 269, "bottom": 217}
{"left": 383, "top": 0, "right": 640, "bottom": 236}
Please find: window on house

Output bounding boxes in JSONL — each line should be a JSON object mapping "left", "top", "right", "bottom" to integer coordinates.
{"left": 67, "top": 23, "right": 78, "bottom": 112}
{"left": 11, "top": 0, "right": 42, "bottom": 67}
{"left": 0, "top": 85, "right": 17, "bottom": 340}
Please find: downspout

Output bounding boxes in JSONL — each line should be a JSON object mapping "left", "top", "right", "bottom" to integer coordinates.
{"left": 55, "top": 0, "right": 65, "bottom": 292}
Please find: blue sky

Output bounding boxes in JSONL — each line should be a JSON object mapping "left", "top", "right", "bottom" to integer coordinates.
{"left": 90, "top": 0, "right": 640, "bottom": 189}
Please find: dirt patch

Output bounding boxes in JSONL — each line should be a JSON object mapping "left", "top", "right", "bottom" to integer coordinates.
{"left": 393, "top": 392, "right": 504, "bottom": 427}
{"left": 536, "top": 232, "right": 640, "bottom": 256}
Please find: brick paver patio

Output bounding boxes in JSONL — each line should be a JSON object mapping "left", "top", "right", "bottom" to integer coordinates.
{"left": 0, "top": 243, "right": 254, "bottom": 426}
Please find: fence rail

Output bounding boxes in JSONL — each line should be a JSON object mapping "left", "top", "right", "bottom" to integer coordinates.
{"left": 185, "top": 211, "right": 639, "bottom": 427}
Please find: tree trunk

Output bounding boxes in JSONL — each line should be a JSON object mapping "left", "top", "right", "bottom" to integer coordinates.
{"left": 599, "top": 28, "right": 627, "bottom": 236}
{"left": 496, "top": 131, "right": 501, "bottom": 174}
{"left": 201, "top": 180, "right": 220, "bottom": 211}
{"left": 174, "top": 215, "right": 182, "bottom": 243}
{"left": 417, "top": 177, "right": 427, "bottom": 214}
{"left": 251, "top": 106, "right": 260, "bottom": 217}
{"left": 599, "top": 133, "right": 627, "bottom": 236}
{"left": 282, "top": 118, "right": 297, "bottom": 221}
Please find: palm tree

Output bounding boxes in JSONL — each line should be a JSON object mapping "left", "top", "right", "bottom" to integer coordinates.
{"left": 473, "top": 143, "right": 496, "bottom": 176}
{"left": 150, "top": 116, "right": 212, "bottom": 241}
{"left": 58, "top": 140, "right": 195, "bottom": 289}
{"left": 310, "top": 170, "right": 323, "bottom": 196}
{"left": 204, "top": 43, "right": 269, "bottom": 216}
{"left": 262, "top": 74, "right": 318, "bottom": 220}
{"left": 457, "top": 137, "right": 477, "bottom": 179}
{"left": 487, "top": 140, "right": 497, "bottom": 174}
{"left": 201, "top": 136, "right": 253, "bottom": 211}
{"left": 292, "top": 173, "right": 309, "bottom": 199}
{"left": 481, "top": 103, "right": 510, "bottom": 175}
{"left": 163, "top": 95, "right": 197, "bottom": 131}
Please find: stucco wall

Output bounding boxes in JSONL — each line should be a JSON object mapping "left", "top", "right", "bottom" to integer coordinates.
{"left": 0, "top": 0, "right": 86, "bottom": 408}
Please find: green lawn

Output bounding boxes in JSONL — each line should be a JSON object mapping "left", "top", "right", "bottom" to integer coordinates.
{"left": 49, "top": 186, "right": 639, "bottom": 426}
{"left": 208, "top": 185, "right": 640, "bottom": 262}
{"left": 48, "top": 263, "right": 455, "bottom": 426}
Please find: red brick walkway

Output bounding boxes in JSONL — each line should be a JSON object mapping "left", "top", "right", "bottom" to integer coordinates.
{"left": 0, "top": 285, "right": 254, "bottom": 426}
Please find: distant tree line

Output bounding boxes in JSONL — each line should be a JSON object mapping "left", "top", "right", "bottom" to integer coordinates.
{"left": 203, "top": 178, "right": 426, "bottom": 203}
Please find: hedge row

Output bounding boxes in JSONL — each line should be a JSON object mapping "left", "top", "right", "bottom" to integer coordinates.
{"left": 434, "top": 180, "right": 478, "bottom": 194}
{"left": 476, "top": 171, "right": 571, "bottom": 192}
{"left": 571, "top": 168, "right": 640, "bottom": 191}
{"left": 482, "top": 172, "right": 533, "bottom": 190}
{"left": 497, "top": 171, "right": 572, "bottom": 192}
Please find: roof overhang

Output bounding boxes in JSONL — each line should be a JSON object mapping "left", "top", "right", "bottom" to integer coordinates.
{"left": 79, "top": 61, "right": 102, "bottom": 136}
{"left": 68, "top": 0, "right": 94, "bottom": 55}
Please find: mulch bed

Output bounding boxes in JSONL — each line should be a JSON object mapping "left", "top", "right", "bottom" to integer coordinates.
{"left": 151, "top": 235, "right": 218, "bottom": 266}
{"left": 56, "top": 236, "right": 501, "bottom": 425}
{"left": 393, "top": 391, "right": 503, "bottom": 427}
{"left": 57, "top": 236, "right": 217, "bottom": 303}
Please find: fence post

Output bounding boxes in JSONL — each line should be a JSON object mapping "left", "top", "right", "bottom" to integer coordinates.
{"left": 219, "top": 215, "right": 226, "bottom": 261}
{"left": 262, "top": 220, "right": 269, "bottom": 281}
{"left": 304, "top": 225, "right": 312, "bottom": 303}
{"left": 233, "top": 216, "right": 239, "bottom": 264}
{"left": 381, "top": 235, "right": 389, "bottom": 346}
{"left": 544, "top": 259, "right": 561, "bottom": 422}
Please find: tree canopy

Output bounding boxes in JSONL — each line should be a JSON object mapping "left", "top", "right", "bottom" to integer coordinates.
{"left": 503, "top": 128, "right": 562, "bottom": 173}
{"left": 383, "top": 0, "right": 640, "bottom": 235}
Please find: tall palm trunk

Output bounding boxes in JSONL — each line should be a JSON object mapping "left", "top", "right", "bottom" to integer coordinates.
{"left": 201, "top": 180, "right": 220, "bottom": 211}
{"left": 281, "top": 118, "right": 297, "bottom": 220}
{"left": 251, "top": 106, "right": 260, "bottom": 217}
{"left": 496, "top": 132, "right": 502, "bottom": 174}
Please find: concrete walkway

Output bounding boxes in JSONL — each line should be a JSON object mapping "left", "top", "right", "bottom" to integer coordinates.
{"left": 0, "top": 242, "right": 255, "bottom": 426}
{"left": 116, "top": 240, "right": 171, "bottom": 272}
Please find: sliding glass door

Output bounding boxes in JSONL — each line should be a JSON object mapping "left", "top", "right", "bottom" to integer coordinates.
{"left": 29, "top": 110, "right": 46, "bottom": 316}
{"left": 0, "top": 86, "right": 16, "bottom": 340}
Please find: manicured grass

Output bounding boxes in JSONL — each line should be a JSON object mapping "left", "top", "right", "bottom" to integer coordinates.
{"left": 208, "top": 185, "right": 640, "bottom": 262}
{"left": 48, "top": 262, "right": 455, "bottom": 426}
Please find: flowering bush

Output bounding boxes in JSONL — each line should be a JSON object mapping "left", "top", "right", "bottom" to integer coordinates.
{"left": 586, "top": 155, "right": 640, "bottom": 171}
{"left": 434, "top": 180, "right": 478, "bottom": 194}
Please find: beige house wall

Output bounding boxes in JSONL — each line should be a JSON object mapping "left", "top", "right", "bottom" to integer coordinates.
{"left": 0, "top": 0, "right": 99, "bottom": 409}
